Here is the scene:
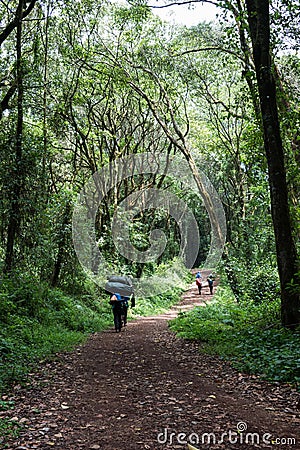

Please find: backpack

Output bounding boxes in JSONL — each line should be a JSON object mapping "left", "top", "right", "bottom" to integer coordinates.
{"left": 207, "top": 278, "right": 213, "bottom": 286}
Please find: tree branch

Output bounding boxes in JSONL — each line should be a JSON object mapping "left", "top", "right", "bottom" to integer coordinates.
{"left": 148, "top": 0, "right": 218, "bottom": 9}
{"left": 0, "top": 0, "right": 38, "bottom": 47}
{"left": 172, "top": 45, "right": 246, "bottom": 64}
{"left": 0, "top": 83, "right": 17, "bottom": 118}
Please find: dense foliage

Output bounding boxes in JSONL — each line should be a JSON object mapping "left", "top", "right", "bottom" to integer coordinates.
{"left": 0, "top": 0, "right": 300, "bottom": 395}
{"left": 0, "top": 265, "right": 187, "bottom": 392}
{"left": 170, "top": 282, "right": 300, "bottom": 386}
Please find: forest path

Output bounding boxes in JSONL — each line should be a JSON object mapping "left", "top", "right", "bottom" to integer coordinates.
{"left": 3, "top": 270, "right": 300, "bottom": 450}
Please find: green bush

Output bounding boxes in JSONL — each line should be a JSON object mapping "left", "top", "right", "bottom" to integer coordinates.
{"left": 0, "top": 276, "right": 113, "bottom": 392}
{"left": 132, "top": 287, "right": 184, "bottom": 317}
{"left": 221, "top": 258, "right": 280, "bottom": 303}
{"left": 0, "top": 262, "right": 187, "bottom": 393}
{"left": 0, "top": 418, "right": 22, "bottom": 447}
{"left": 169, "top": 285, "right": 300, "bottom": 387}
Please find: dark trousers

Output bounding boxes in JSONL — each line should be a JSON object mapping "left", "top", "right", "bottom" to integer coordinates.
{"left": 113, "top": 304, "right": 128, "bottom": 332}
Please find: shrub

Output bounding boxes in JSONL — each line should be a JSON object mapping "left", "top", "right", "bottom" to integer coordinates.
{"left": 170, "top": 285, "right": 300, "bottom": 387}
{"left": 0, "top": 278, "right": 112, "bottom": 392}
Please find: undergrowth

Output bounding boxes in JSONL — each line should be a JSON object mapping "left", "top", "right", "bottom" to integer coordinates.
{"left": 0, "top": 263, "right": 187, "bottom": 394}
{"left": 130, "top": 259, "right": 190, "bottom": 316}
{"left": 0, "top": 276, "right": 113, "bottom": 393}
{"left": 0, "top": 418, "right": 22, "bottom": 446}
{"left": 169, "top": 285, "right": 300, "bottom": 387}
{"left": 130, "top": 287, "right": 184, "bottom": 317}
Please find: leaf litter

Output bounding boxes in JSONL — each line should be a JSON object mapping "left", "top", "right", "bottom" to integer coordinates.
{"left": 1, "top": 270, "right": 299, "bottom": 449}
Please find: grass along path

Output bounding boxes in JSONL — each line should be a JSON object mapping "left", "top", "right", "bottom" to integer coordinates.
{"left": 1, "top": 270, "right": 300, "bottom": 449}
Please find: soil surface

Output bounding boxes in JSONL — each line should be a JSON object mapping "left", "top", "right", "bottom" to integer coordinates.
{"left": 2, "top": 270, "right": 300, "bottom": 450}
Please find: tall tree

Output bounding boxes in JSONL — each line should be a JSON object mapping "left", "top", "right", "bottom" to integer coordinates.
{"left": 0, "top": 0, "right": 37, "bottom": 118}
{"left": 245, "top": 0, "right": 300, "bottom": 329}
{"left": 3, "top": 0, "right": 25, "bottom": 273}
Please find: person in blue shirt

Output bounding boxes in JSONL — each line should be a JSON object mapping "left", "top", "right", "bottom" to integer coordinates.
{"left": 195, "top": 271, "right": 202, "bottom": 294}
{"left": 110, "top": 293, "right": 129, "bottom": 332}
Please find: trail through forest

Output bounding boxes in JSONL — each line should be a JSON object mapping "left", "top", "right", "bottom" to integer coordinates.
{"left": 2, "top": 270, "right": 300, "bottom": 450}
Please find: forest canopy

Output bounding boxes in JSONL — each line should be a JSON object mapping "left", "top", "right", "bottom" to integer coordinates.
{"left": 0, "top": 0, "right": 299, "bottom": 327}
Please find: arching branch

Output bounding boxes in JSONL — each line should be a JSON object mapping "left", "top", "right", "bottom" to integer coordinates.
{"left": 0, "top": 0, "right": 38, "bottom": 47}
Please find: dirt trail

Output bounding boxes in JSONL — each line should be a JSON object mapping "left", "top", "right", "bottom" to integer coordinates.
{"left": 2, "top": 270, "right": 300, "bottom": 450}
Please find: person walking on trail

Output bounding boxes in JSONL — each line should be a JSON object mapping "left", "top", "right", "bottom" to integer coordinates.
{"left": 109, "top": 293, "right": 129, "bottom": 333}
{"left": 195, "top": 271, "right": 202, "bottom": 295}
{"left": 105, "top": 275, "right": 135, "bottom": 332}
{"left": 207, "top": 273, "right": 214, "bottom": 295}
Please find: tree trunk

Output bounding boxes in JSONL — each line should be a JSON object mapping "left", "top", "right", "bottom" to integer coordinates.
{"left": 245, "top": 0, "right": 300, "bottom": 329}
{"left": 4, "top": 1, "right": 24, "bottom": 274}
{"left": 127, "top": 76, "right": 226, "bottom": 266}
{"left": 50, "top": 201, "right": 72, "bottom": 287}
